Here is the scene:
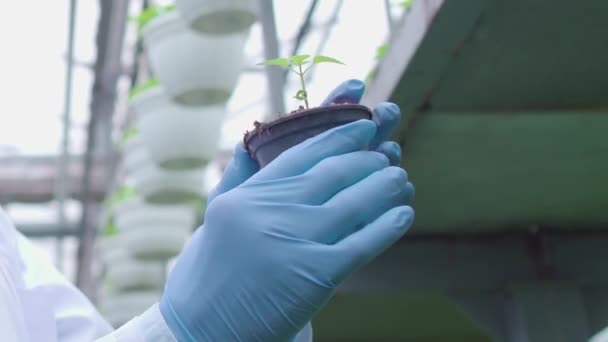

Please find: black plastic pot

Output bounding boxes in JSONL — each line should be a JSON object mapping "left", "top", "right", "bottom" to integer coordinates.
{"left": 244, "top": 103, "right": 372, "bottom": 168}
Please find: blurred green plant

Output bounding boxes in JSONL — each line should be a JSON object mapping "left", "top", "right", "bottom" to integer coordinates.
{"left": 102, "top": 220, "right": 118, "bottom": 237}
{"left": 365, "top": 43, "right": 390, "bottom": 84}
{"left": 105, "top": 185, "right": 137, "bottom": 209}
{"left": 365, "top": 0, "right": 414, "bottom": 84}
{"left": 401, "top": 0, "right": 414, "bottom": 9}
{"left": 116, "top": 126, "right": 139, "bottom": 149}
{"left": 129, "top": 78, "right": 160, "bottom": 101}
{"left": 258, "top": 54, "right": 345, "bottom": 110}
{"left": 131, "top": 4, "right": 175, "bottom": 32}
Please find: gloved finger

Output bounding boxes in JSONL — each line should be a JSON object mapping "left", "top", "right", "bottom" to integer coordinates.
{"left": 330, "top": 205, "right": 414, "bottom": 283}
{"left": 292, "top": 322, "right": 313, "bottom": 342}
{"left": 369, "top": 102, "right": 401, "bottom": 150}
{"left": 320, "top": 79, "right": 365, "bottom": 106}
{"left": 374, "top": 141, "right": 401, "bottom": 166}
{"left": 207, "top": 143, "right": 259, "bottom": 203}
{"left": 404, "top": 181, "right": 415, "bottom": 204}
{"left": 314, "top": 166, "right": 410, "bottom": 244}
{"left": 291, "top": 151, "right": 389, "bottom": 205}
{"left": 251, "top": 120, "right": 376, "bottom": 182}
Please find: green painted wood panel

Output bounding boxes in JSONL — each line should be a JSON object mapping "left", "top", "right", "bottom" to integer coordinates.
{"left": 387, "top": 0, "right": 608, "bottom": 116}
{"left": 313, "top": 293, "right": 491, "bottom": 341}
{"left": 402, "top": 112, "right": 608, "bottom": 232}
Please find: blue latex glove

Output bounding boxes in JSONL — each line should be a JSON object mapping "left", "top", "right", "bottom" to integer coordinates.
{"left": 209, "top": 79, "right": 414, "bottom": 202}
{"left": 161, "top": 80, "right": 415, "bottom": 341}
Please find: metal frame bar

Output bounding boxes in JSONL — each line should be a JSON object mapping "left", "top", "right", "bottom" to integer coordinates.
{"left": 75, "top": 0, "right": 130, "bottom": 296}
{"left": 258, "top": 0, "right": 286, "bottom": 119}
{"left": 54, "top": 0, "right": 78, "bottom": 272}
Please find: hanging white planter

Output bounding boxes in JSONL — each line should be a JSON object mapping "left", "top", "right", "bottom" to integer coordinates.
{"left": 113, "top": 197, "right": 196, "bottom": 260}
{"left": 99, "top": 235, "right": 127, "bottom": 266}
{"left": 132, "top": 164, "right": 206, "bottom": 204}
{"left": 106, "top": 258, "right": 166, "bottom": 291}
{"left": 142, "top": 11, "right": 248, "bottom": 106}
{"left": 132, "top": 86, "right": 226, "bottom": 170}
{"left": 107, "top": 263, "right": 164, "bottom": 291}
{"left": 122, "top": 136, "right": 149, "bottom": 176}
{"left": 99, "top": 290, "right": 162, "bottom": 328}
{"left": 101, "top": 236, "right": 164, "bottom": 290}
{"left": 121, "top": 136, "right": 207, "bottom": 204}
{"left": 175, "top": 0, "right": 257, "bottom": 35}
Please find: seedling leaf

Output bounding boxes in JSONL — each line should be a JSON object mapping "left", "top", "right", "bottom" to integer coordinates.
{"left": 289, "top": 54, "right": 311, "bottom": 66}
{"left": 257, "top": 53, "right": 344, "bottom": 110}
{"left": 294, "top": 90, "right": 307, "bottom": 100}
{"left": 257, "top": 57, "right": 290, "bottom": 68}
{"left": 313, "top": 55, "right": 345, "bottom": 65}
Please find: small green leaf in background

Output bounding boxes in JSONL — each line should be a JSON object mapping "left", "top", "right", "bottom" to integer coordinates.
{"left": 365, "top": 68, "right": 378, "bottom": 85}
{"left": 128, "top": 78, "right": 160, "bottom": 101}
{"left": 257, "top": 57, "right": 290, "bottom": 68}
{"left": 117, "top": 127, "right": 139, "bottom": 148}
{"left": 294, "top": 89, "right": 307, "bottom": 100}
{"left": 289, "top": 54, "right": 311, "bottom": 66}
{"left": 401, "top": 0, "right": 414, "bottom": 9}
{"left": 312, "top": 55, "right": 345, "bottom": 65}
{"left": 190, "top": 198, "right": 207, "bottom": 214}
{"left": 375, "top": 43, "right": 389, "bottom": 60}
{"left": 103, "top": 222, "right": 118, "bottom": 237}
{"left": 132, "top": 4, "right": 175, "bottom": 31}
{"left": 105, "top": 185, "right": 137, "bottom": 209}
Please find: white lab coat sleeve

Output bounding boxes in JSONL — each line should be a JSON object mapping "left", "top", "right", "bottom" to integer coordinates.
{"left": 96, "top": 303, "right": 176, "bottom": 342}
{"left": 16, "top": 232, "right": 113, "bottom": 341}
{"left": 0, "top": 254, "right": 30, "bottom": 342}
{"left": 0, "top": 209, "right": 30, "bottom": 341}
{"left": 99, "top": 303, "right": 314, "bottom": 342}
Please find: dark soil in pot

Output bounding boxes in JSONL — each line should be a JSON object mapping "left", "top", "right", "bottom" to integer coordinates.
{"left": 244, "top": 103, "right": 372, "bottom": 168}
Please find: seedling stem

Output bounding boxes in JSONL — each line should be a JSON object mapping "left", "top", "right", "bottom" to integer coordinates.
{"left": 258, "top": 54, "right": 344, "bottom": 111}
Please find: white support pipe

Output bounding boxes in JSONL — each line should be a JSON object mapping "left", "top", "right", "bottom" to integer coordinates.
{"left": 55, "top": 0, "right": 78, "bottom": 272}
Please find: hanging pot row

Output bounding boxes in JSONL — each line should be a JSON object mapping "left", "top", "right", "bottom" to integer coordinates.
{"left": 100, "top": 238, "right": 166, "bottom": 291}
{"left": 176, "top": 0, "right": 257, "bottom": 35}
{"left": 130, "top": 83, "right": 226, "bottom": 170}
{"left": 112, "top": 196, "right": 196, "bottom": 260}
{"left": 122, "top": 134, "right": 206, "bottom": 204}
{"left": 140, "top": 6, "right": 250, "bottom": 107}
{"left": 99, "top": 288, "right": 162, "bottom": 328}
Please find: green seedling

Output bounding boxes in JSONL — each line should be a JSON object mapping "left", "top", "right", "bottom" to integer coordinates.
{"left": 258, "top": 54, "right": 344, "bottom": 110}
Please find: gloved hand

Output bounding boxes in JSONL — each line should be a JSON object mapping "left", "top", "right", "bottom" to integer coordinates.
{"left": 160, "top": 80, "right": 415, "bottom": 342}
{"left": 208, "top": 79, "right": 414, "bottom": 201}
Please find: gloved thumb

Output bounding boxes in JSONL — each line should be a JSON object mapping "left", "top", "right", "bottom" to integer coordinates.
{"left": 208, "top": 143, "right": 259, "bottom": 203}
